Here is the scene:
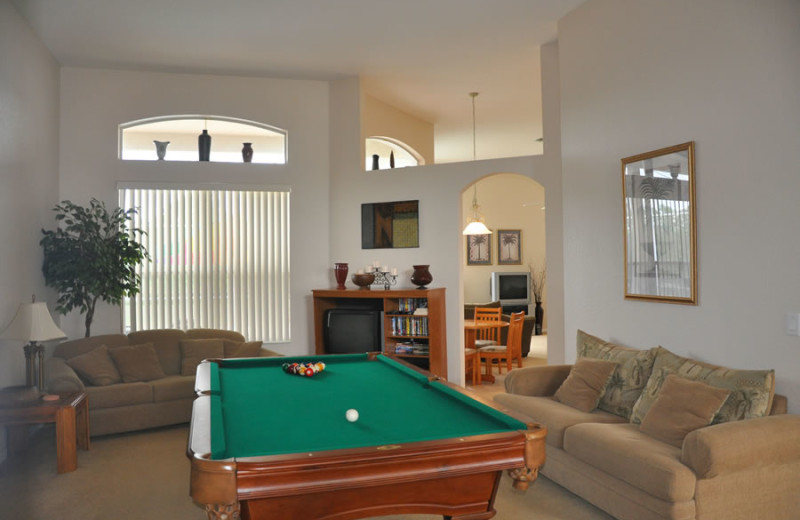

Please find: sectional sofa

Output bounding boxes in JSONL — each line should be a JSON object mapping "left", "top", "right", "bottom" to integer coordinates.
{"left": 494, "top": 330, "right": 800, "bottom": 520}
{"left": 45, "top": 328, "right": 279, "bottom": 436}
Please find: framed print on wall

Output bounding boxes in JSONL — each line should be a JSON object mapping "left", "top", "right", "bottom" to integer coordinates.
{"left": 497, "top": 229, "right": 521, "bottom": 265}
{"left": 621, "top": 141, "right": 697, "bottom": 304}
{"left": 466, "top": 234, "right": 492, "bottom": 265}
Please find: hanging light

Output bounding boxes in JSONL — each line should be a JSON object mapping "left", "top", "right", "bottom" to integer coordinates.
{"left": 463, "top": 92, "right": 492, "bottom": 235}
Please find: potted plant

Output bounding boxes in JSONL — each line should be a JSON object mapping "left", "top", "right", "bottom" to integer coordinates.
{"left": 528, "top": 262, "right": 546, "bottom": 335}
{"left": 40, "top": 199, "right": 149, "bottom": 337}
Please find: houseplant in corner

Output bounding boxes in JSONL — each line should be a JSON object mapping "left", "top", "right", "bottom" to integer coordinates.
{"left": 528, "top": 262, "right": 546, "bottom": 335}
{"left": 40, "top": 198, "right": 149, "bottom": 337}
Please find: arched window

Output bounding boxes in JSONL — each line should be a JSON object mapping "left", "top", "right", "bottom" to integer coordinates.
{"left": 365, "top": 137, "right": 423, "bottom": 170}
{"left": 119, "top": 115, "right": 287, "bottom": 164}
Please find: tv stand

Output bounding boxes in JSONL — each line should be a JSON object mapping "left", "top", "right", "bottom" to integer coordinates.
{"left": 312, "top": 288, "right": 447, "bottom": 378}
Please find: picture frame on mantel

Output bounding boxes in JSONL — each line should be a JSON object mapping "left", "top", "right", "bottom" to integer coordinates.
{"left": 497, "top": 229, "right": 521, "bottom": 265}
{"left": 466, "top": 234, "right": 492, "bottom": 265}
{"left": 621, "top": 141, "right": 697, "bottom": 304}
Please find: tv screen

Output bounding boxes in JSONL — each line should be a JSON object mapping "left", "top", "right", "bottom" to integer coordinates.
{"left": 324, "top": 309, "right": 383, "bottom": 354}
{"left": 499, "top": 275, "right": 528, "bottom": 300}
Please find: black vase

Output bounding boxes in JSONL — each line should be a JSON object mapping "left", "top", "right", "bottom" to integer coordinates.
{"left": 371, "top": 154, "right": 380, "bottom": 170}
{"left": 534, "top": 301, "right": 544, "bottom": 335}
{"left": 198, "top": 129, "right": 211, "bottom": 161}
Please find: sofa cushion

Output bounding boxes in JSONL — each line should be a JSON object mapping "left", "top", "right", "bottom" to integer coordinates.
{"left": 224, "top": 340, "right": 264, "bottom": 358}
{"left": 151, "top": 375, "right": 196, "bottom": 402}
{"left": 180, "top": 339, "right": 224, "bottom": 376}
{"left": 630, "top": 347, "right": 775, "bottom": 424}
{"left": 493, "top": 393, "right": 626, "bottom": 448}
{"left": 640, "top": 373, "right": 730, "bottom": 448}
{"left": 66, "top": 345, "right": 122, "bottom": 386}
{"left": 85, "top": 382, "right": 153, "bottom": 409}
{"left": 54, "top": 334, "right": 130, "bottom": 360}
{"left": 564, "top": 422, "right": 697, "bottom": 502}
{"left": 127, "top": 329, "right": 186, "bottom": 376}
{"left": 577, "top": 330, "right": 656, "bottom": 419}
{"left": 554, "top": 358, "right": 617, "bottom": 413}
{"left": 109, "top": 343, "right": 166, "bottom": 383}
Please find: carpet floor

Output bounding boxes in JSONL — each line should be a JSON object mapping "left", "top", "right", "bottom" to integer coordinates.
{"left": 0, "top": 422, "right": 614, "bottom": 520}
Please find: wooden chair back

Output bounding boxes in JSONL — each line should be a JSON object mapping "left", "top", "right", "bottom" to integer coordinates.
{"left": 474, "top": 306, "right": 502, "bottom": 343}
{"left": 506, "top": 311, "right": 526, "bottom": 363}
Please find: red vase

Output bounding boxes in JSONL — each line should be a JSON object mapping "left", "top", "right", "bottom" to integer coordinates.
{"left": 334, "top": 263, "right": 349, "bottom": 290}
{"left": 410, "top": 265, "right": 432, "bottom": 289}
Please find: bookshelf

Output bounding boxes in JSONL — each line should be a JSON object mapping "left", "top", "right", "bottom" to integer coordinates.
{"left": 312, "top": 288, "right": 447, "bottom": 378}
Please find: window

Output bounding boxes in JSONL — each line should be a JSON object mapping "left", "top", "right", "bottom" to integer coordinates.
{"left": 119, "top": 116, "right": 287, "bottom": 164}
{"left": 119, "top": 185, "right": 290, "bottom": 343}
{"left": 365, "top": 137, "right": 423, "bottom": 170}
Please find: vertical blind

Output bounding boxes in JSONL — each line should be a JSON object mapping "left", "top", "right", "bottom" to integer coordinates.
{"left": 119, "top": 186, "right": 290, "bottom": 343}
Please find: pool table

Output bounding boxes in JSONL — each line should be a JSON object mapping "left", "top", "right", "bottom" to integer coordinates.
{"left": 187, "top": 353, "right": 546, "bottom": 520}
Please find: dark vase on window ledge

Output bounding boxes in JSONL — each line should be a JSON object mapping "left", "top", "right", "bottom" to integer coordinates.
{"left": 242, "top": 143, "right": 253, "bottom": 163}
{"left": 198, "top": 129, "right": 211, "bottom": 161}
{"left": 534, "top": 301, "right": 544, "bottom": 335}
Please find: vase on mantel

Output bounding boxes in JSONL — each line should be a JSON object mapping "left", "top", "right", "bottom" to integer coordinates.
{"left": 534, "top": 301, "right": 544, "bottom": 335}
{"left": 410, "top": 265, "right": 432, "bottom": 290}
{"left": 334, "top": 263, "right": 349, "bottom": 290}
{"left": 242, "top": 142, "right": 253, "bottom": 163}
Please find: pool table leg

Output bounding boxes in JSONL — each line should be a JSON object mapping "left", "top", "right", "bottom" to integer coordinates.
{"left": 204, "top": 503, "right": 240, "bottom": 520}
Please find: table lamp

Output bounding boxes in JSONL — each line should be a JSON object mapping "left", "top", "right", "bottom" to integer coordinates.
{"left": 0, "top": 297, "right": 67, "bottom": 395}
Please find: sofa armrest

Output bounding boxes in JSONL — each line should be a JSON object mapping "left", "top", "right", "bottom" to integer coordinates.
{"left": 682, "top": 414, "right": 800, "bottom": 478}
{"left": 44, "top": 357, "right": 86, "bottom": 394}
{"left": 503, "top": 364, "right": 572, "bottom": 397}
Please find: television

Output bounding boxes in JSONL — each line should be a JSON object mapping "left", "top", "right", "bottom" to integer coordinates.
{"left": 324, "top": 309, "right": 383, "bottom": 354}
{"left": 490, "top": 271, "right": 531, "bottom": 308}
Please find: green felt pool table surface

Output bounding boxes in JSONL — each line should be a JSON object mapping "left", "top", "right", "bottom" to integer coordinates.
{"left": 203, "top": 353, "right": 527, "bottom": 459}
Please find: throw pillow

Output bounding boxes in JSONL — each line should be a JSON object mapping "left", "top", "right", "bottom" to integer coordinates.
{"left": 108, "top": 343, "right": 166, "bottom": 383}
{"left": 181, "top": 339, "right": 225, "bottom": 376}
{"left": 577, "top": 330, "right": 657, "bottom": 418}
{"left": 554, "top": 358, "right": 618, "bottom": 412}
{"left": 630, "top": 346, "right": 775, "bottom": 424}
{"left": 66, "top": 345, "right": 122, "bottom": 386}
{"left": 640, "top": 373, "right": 730, "bottom": 448}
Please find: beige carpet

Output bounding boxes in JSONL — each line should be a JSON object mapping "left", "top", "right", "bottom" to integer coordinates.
{"left": 0, "top": 424, "right": 613, "bottom": 520}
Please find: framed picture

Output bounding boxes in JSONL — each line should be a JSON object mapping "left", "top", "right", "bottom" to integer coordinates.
{"left": 621, "top": 141, "right": 697, "bottom": 304}
{"left": 466, "top": 234, "right": 492, "bottom": 265}
{"left": 497, "top": 230, "right": 521, "bottom": 265}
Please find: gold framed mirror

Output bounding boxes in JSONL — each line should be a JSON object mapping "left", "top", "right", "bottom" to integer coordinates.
{"left": 621, "top": 142, "right": 697, "bottom": 304}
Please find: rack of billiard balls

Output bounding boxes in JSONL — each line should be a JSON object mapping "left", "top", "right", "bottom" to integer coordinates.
{"left": 282, "top": 361, "right": 326, "bottom": 377}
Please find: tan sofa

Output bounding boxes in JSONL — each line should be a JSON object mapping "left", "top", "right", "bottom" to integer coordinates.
{"left": 494, "top": 330, "right": 800, "bottom": 520}
{"left": 45, "top": 329, "right": 279, "bottom": 436}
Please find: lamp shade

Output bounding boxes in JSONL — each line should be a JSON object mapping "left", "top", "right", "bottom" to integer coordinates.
{"left": 462, "top": 220, "right": 492, "bottom": 235}
{"left": 0, "top": 302, "right": 66, "bottom": 343}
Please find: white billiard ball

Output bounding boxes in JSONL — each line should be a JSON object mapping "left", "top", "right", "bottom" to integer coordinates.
{"left": 345, "top": 409, "right": 359, "bottom": 422}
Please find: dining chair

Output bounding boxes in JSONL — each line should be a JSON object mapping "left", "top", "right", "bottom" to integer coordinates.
{"left": 473, "top": 306, "right": 502, "bottom": 348}
{"left": 479, "top": 311, "right": 525, "bottom": 376}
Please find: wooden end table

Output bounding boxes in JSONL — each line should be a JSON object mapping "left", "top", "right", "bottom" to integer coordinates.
{"left": 0, "top": 391, "right": 90, "bottom": 473}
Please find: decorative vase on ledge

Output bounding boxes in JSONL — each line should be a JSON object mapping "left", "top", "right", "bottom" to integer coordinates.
{"left": 334, "top": 263, "right": 348, "bottom": 290}
{"left": 410, "top": 265, "right": 432, "bottom": 289}
{"left": 198, "top": 129, "right": 211, "bottom": 161}
{"left": 242, "top": 142, "right": 253, "bottom": 163}
{"left": 153, "top": 140, "right": 170, "bottom": 160}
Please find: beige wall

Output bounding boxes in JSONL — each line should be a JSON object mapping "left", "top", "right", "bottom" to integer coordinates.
{"left": 559, "top": 0, "right": 800, "bottom": 412}
{"left": 57, "top": 67, "right": 331, "bottom": 353}
{"left": 0, "top": 0, "right": 60, "bottom": 460}
{"left": 361, "top": 93, "right": 434, "bottom": 166}
{"left": 462, "top": 174, "right": 546, "bottom": 324}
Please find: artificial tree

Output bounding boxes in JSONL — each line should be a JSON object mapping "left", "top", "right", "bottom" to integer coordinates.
{"left": 40, "top": 198, "right": 149, "bottom": 337}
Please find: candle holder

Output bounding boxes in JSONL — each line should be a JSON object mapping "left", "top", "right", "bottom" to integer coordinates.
{"left": 367, "top": 266, "right": 398, "bottom": 290}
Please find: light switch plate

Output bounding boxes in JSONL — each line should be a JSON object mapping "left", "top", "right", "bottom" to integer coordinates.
{"left": 786, "top": 313, "right": 800, "bottom": 336}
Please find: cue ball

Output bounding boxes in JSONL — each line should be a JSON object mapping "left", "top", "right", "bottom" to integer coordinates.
{"left": 345, "top": 409, "right": 359, "bottom": 422}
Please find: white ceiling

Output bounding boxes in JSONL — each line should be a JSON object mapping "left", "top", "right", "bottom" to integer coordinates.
{"left": 12, "top": 0, "right": 585, "bottom": 163}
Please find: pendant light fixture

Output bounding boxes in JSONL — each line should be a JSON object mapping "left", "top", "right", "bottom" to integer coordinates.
{"left": 462, "top": 92, "right": 492, "bottom": 235}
